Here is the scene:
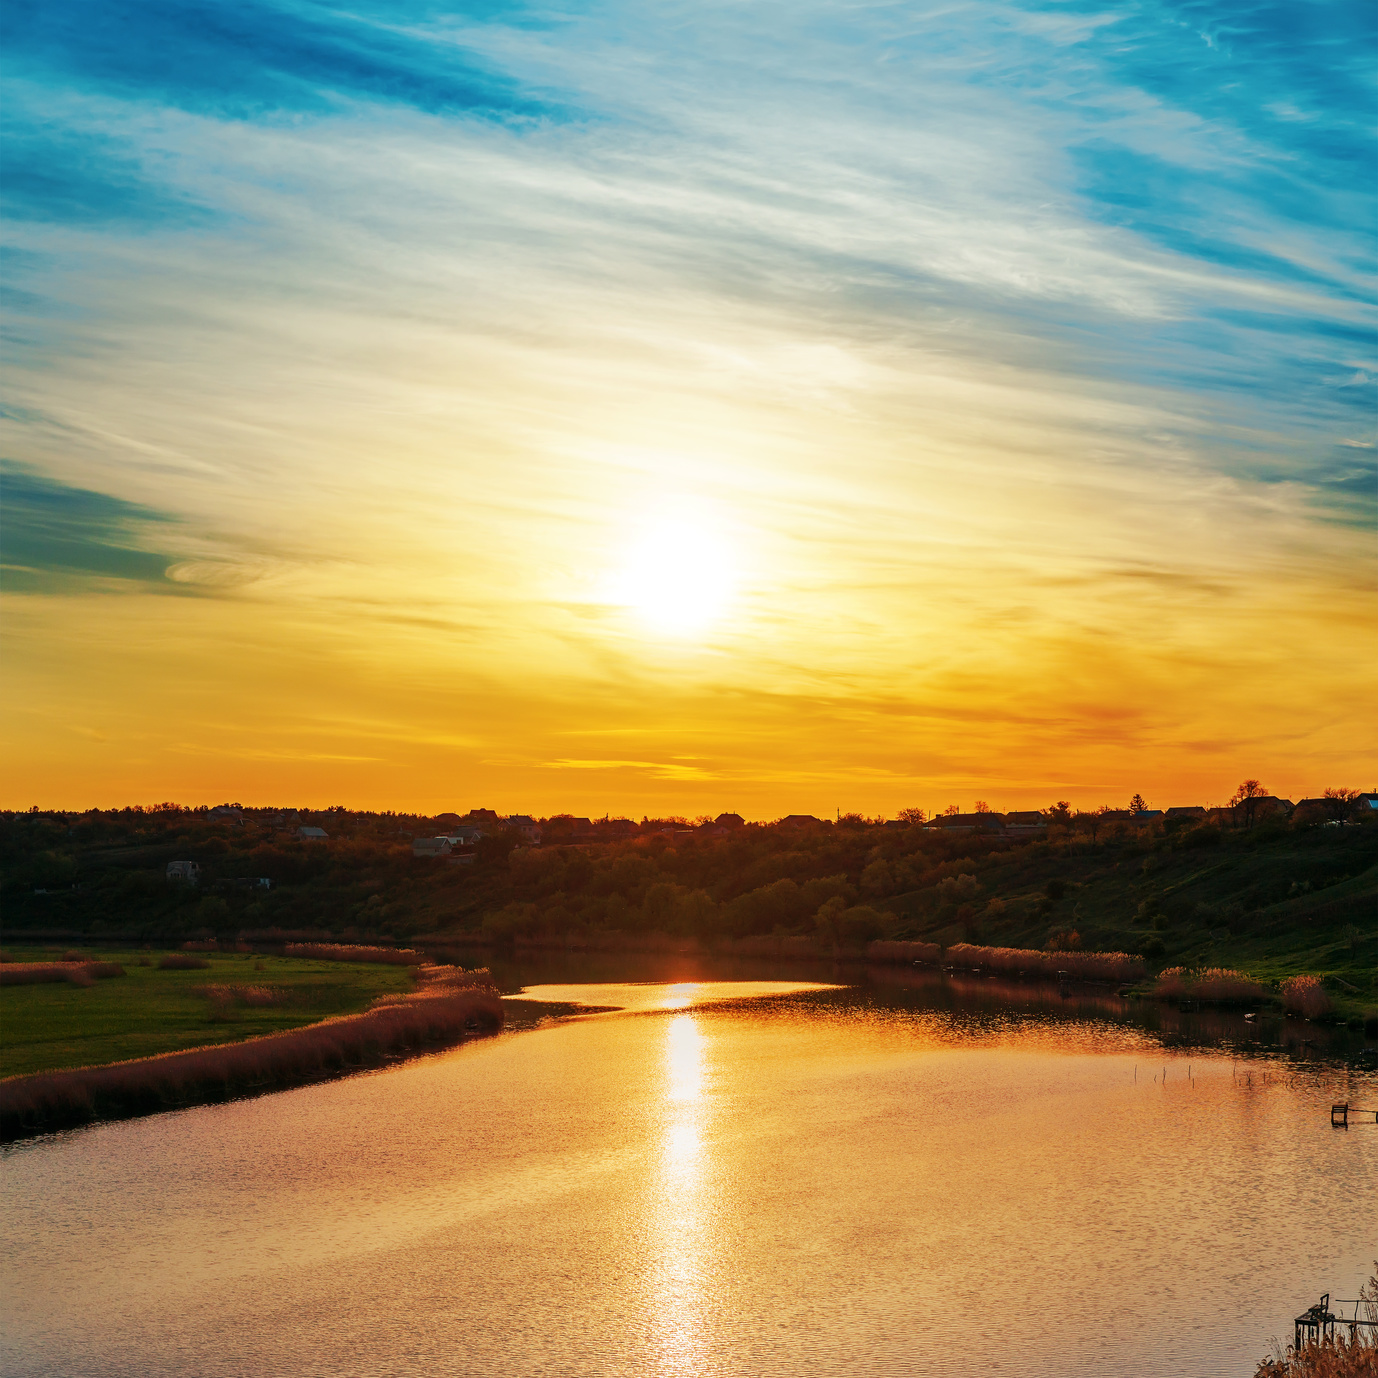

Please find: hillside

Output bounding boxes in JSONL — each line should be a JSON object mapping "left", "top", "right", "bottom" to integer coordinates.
{"left": 4, "top": 807, "right": 1374, "bottom": 1016}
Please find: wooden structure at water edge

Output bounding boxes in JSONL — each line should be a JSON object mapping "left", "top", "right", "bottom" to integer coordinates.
{"left": 1330, "top": 1102, "right": 1378, "bottom": 1127}
{"left": 1293, "top": 1293, "right": 1378, "bottom": 1351}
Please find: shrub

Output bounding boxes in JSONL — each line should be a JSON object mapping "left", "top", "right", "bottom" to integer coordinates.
{"left": 945, "top": 944, "right": 1144, "bottom": 982}
{"left": 1281, "top": 975, "right": 1333, "bottom": 1020}
{"left": 282, "top": 943, "right": 424, "bottom": 966}
{"left": 1153, "top": 967, "right": 1268, "bottom": 1003}
{"left": 157, "top": 955, "right": 211, "bottom": 970}
{"left": 0, "top": 962, "right": 125, "bottom": 986}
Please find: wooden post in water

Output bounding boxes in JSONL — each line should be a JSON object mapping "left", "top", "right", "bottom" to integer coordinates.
{"left": 1332, "top": 1103, "right": 1349, "bottom": 1128}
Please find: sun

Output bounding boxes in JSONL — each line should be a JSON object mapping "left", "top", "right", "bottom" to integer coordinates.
{"left": 610, "top": 508, "right": 737, "bottom": 638}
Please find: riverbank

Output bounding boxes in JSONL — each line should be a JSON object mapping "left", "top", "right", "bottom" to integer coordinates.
{"left": 0, "top": 983, "right": 503, "bottom": 1141}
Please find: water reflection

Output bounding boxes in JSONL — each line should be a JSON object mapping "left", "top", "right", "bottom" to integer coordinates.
{"left": 654, "top": 1013, "right": 709, "bottom": 1375}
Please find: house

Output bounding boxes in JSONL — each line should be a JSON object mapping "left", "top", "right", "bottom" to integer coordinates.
{"left": 593, "top": 818, "right": 638, "bottom": 840}
{"left": 927, "top": 813, "right": 1005, "bottom": 833}
{"left": 1164, "top": 806, "right": 1206, "bottom": 819}
{"left": 464, "top": 809, "right": 501, "bottom": 825}
{"left": 507, "top": 815, "right": 543, "bottom": 845}
{"left": 776, "top": 814, "right": 822, "bottom": 830}
{"left": 698, "top": 821, "right": 731, "bottom": 837}
{"left": 413, "top": 837, "right": 452, "bottom": 858}
{"left": 297, "top": 826, "right": 329, "bottom": 841}
{"left": 210, "top": 804, "right": 243, "bottom": 824}
{"left": 442, "top": 826, "right": 484, "bottom": 847}
{"left": 714, "top": 813, "right": 745, "bottom": 829}
{"left": 167, "top": 860, "right": 201, "bottom": 883}
{"left": 1004, "top": 811, "right": 1045, "bottom": 826}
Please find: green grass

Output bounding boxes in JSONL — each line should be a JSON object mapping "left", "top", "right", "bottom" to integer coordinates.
{"left": 0, "top": 949, "right": 414, "bottom": 1078}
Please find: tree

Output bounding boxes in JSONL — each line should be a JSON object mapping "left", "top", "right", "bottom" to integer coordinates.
{"left": 1230, "top": 780, "right": 1268, "bottom": 829}
{"left": 1128, "top": 793, "right": 1147, "bottom": 814}
{"left": 1047, "top": 801, "right": 1072, "bottom": 825}
{"left": 974, "top": 800, "right": 992, "bottom": 814}
{"left": 896, "top": 806, "right": 926, "bottom": 825}
{"left": 1322, "top": 787, "right": 1361, "bottom": 824}
{"left": 943, "top": 804, "right": 961, "bottom": 816}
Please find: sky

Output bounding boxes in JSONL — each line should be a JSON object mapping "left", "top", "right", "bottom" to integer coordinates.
{"left": 1, "top": 0, "right": 1374, "bottom": 818}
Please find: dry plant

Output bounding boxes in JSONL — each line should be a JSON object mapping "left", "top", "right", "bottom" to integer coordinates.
{"left": 945, "top": 943, "right": 1144, "bottom": 982}
{"left": 283, "top": 943, "right": 425, "bottom": 966}
{"left": 1281, "top": 975, "right": 1333, "bottom": 1019}
{"left": 0, "top": 986, "right": 504, "bottom": 1140}
{"left": 0, "top": 961, "right": 126, "bottom": 987}
{"left": 1254, "top": 1263, "right": 1378, "bottom": 1376}
{"left": 1155, "top": 967, "right": 1270, "bottom": 1003}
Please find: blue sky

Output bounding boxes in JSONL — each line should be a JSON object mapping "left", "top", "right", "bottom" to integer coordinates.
{"left": 1, "top": 0, "right": 1374, "bottom": 810}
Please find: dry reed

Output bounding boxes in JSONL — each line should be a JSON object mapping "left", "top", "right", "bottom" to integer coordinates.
{"left": 0, "top": 961, "right": 126, "bottom": 987}
{"left": 1154, "top": 967, "right": 1270, "bottom": 1003}
{"left": 282, "top": 943, "right": 425, "bottom": 966}
{"left": 1281, "top": 975, "right": 1333, "bottom": 1019}
{"left": 1254, "top": 1261, "right": 1378, "bottom": 1376}
{"left": 0, "top": 987, "right": 504, "bottom": 1140}
{"left": 944, "top": 943, "right": 1144, "bottom": 982}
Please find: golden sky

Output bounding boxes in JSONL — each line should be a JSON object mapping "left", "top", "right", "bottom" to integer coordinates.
{"left": 2, "top": 0, "right": 1374, "bottom": 815}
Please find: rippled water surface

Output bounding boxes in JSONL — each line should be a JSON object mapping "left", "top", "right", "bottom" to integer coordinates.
{"left": 4, "top": 967, "right": 1376, "bottom": 1377}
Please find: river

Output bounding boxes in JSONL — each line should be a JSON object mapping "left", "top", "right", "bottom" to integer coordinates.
{"left": 3, "top": 954, "right": 1376, "bottom": 1377}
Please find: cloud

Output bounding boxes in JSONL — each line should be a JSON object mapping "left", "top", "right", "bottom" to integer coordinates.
{"left": 3, "top": 0, "right": 550, "bottom": 120}
{"left": 0, "top": 462, "right": 191, "bottom": 593}
{"left": 0, "top": 116, "right": 210, "bottom": 226}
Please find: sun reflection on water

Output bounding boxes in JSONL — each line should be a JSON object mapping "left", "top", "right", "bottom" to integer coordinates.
{"left": 653, "top": 1012, "right": 710, "bottom": 1374}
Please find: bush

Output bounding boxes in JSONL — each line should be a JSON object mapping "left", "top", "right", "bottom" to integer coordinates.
{"left": 0, "top": 961, "right": 126, "bottom": 986}
{"left": 282, "top": 943, "right": 424, "bottom": 965}
{"left": 1281, "top": 975, "right": 1332, "bottom": 1019}
{"left": 1154, "top": 967, "right": 1268, "bottom": 1003}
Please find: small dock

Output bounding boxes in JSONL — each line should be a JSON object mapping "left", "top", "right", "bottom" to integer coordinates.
{"left": 1293, "top": 1293, "right": 1378, "bottom": 1350}
{"left": 1330, "top": 1103, "right": 1378, "bottom": 1127}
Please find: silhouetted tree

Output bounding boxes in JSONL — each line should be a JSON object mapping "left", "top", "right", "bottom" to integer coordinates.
{"left": 1230, "top": 780, "right": 1268, "bottom": 829}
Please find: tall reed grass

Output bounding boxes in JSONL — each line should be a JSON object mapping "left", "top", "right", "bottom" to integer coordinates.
{"left": 1254, "top": 1261, "right": 1378, "bottom": 1375}
{"left": 0, "top": 961, "right": 126, "bottom": 987}
{"left": 944, "top": 944, "right": 1145, "bottom": 982}
{"left": 282, "top": 943, "right": 425, "bottom": 966}
{"left": 0, "top": 986, "right": 504, "bottom": 1140}
{"left": 1154, "top": 967, "right": 1270, "bottom": 1004}
{"left": 1281, "top": 975, "right": 1333, "bottom": 1020}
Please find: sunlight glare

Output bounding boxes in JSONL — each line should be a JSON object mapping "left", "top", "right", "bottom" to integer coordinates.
{"left": 610, "top": 510, "right": 736, "bottom": 638}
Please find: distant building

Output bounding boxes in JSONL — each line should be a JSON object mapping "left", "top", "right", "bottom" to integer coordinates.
{"left": 507, "top": 815, "right": 543, "bottom": 844}
{"left": 1164, "top": 806, "right": 1206, "bottom": 819}
{"left": 698, "top": 821, "right": 731, "bottom": 837}
{"left": 593, "top": 818, "right": 638, "bottom": 839}
{"left": 442, "top": 826, "right": 484, "bottom": 847}
{"left": 927, "top": 813, "right": 1005, "bottom": 833}
{"left": 464, "top": 809, "right": 501, "bottom": 825}
{"left": 297, "top": 826, "right": 329, "bottom": 841}
{"left": 167, "top": 860, "right": 201, "bottom": 883}
{"left": 714, "top": 813, "right": 745, "bottom": 829}
{"left": 210, "top": 804, "right": 243, "bottom": 824}
{"left": 776, "top": 814, "right": 822, "bottom": 830}
{"left": 412, "top": 837, "right": 452, "bottom": 858}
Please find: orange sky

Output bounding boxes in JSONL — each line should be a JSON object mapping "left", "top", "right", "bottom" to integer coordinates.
{"left": 3, "top": 0, "right": 1375, "bottom": 815}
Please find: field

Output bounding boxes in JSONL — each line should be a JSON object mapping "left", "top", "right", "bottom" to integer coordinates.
{"left": 0, "top": 950, "right": 414, "bottom": 1078}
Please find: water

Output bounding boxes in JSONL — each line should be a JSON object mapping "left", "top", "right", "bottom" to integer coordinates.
{"left": 4, "top": 960, "right": 1376, "bottom": 1377}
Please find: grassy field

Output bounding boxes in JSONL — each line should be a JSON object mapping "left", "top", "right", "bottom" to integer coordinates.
{"left": 0, "top": 949, "right": 414, "bottom": 1078}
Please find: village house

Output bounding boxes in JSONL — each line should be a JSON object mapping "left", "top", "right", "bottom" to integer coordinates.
{"left": 507, "top": 815, "right": 543, "bottom": 844}
{"left": 166, "top": 860, "right": 200, "bottom": 883}
{"left": 297, "top": 826, "right": 328, "bottom": 841}
{"left": 407, "top": 832, "right": 451, "bottom": 854}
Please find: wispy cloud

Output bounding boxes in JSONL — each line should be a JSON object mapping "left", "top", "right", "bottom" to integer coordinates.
{"left": 1, "top": 0, "right": 1373, "bottom": 808}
